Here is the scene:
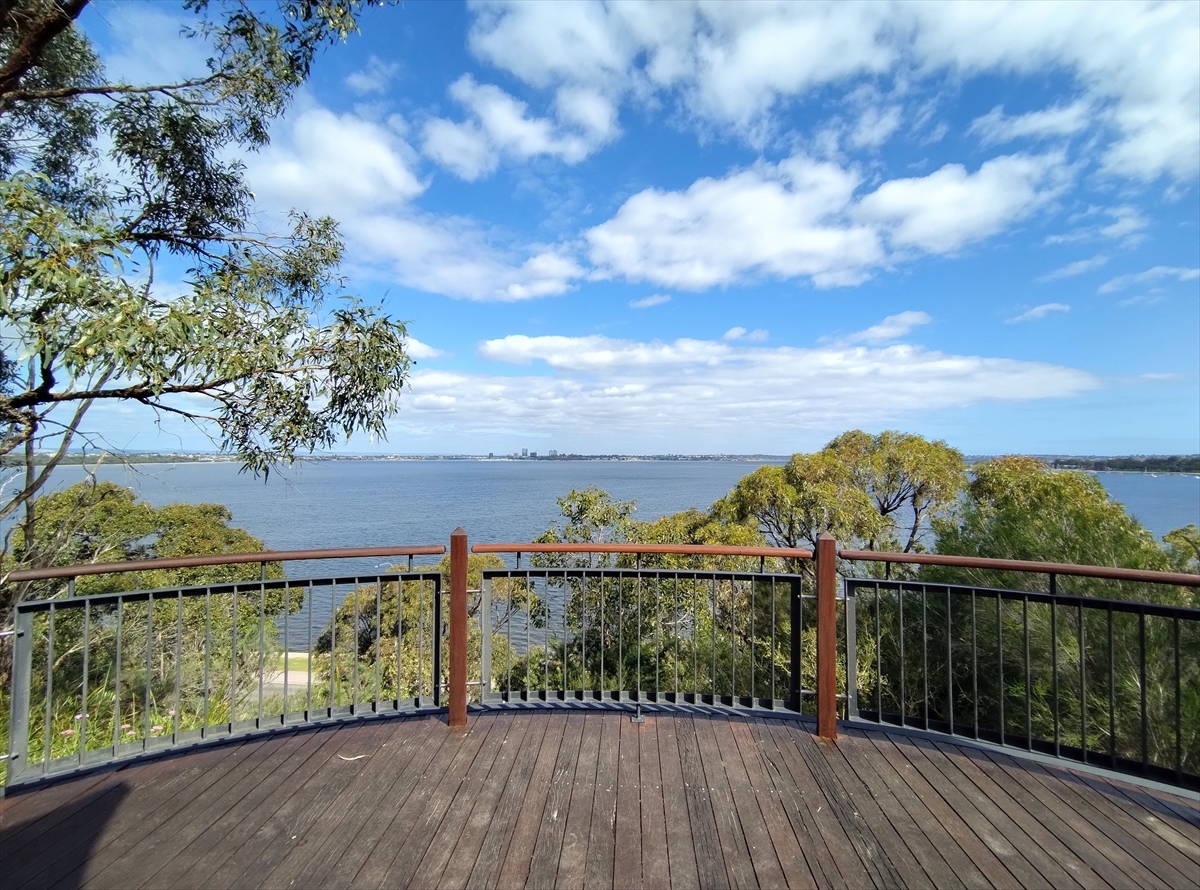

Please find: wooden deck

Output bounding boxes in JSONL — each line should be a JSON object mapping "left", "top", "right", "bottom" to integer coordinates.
{"left": 2, "top": 709, "right": 1197, "bottom": 889}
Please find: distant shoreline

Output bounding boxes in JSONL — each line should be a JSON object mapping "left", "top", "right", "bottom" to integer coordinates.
{"left": 5, "top": 452, "right": 1199, "bottom": 473}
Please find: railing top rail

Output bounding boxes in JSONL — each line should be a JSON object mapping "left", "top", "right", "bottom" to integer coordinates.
{"left": 471, "top": 542, "right": 814, "bottom": 559}
{"left": 838, "top": 548, "right": 1200, "bottom": 587}
{"left": 3, "top": 545, "right": 447, "bottom": 583}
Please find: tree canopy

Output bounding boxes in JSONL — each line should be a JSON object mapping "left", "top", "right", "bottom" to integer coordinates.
{"left": 0, "top": 1, "right": 409, "bottom": 570}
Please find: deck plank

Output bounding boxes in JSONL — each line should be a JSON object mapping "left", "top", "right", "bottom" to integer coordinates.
{"left": 556, "top": 712, "right": 601, "bottom": 889}
{"left": 714, "top": 716, "right": 788, "bottom": 890}
{"left": 439, "top": 711, "right": 535, "bottom": 890}
{"left": 210, "top": 719, "right": 394, "bottom": 888}
{"left": 465, "top": 713, "right": 554, "bottom": 890}
{"left": 612, "top": 710, "right": 644, "bottom": 890}
{"left": 638, "top": 717, "right": 671, "bottom": 890}
{"left": 1, "top": 708, "right": 1196, "bottom": 890}
{"left": 372, "top": 713, "right": 500, "bottom": 889}
{"left": 837, "top": 731, "right": 980, "bottom": 890}
{"left": 583, "top": 709, "right": 620, "bottom": 890}
{"left": 675, "top": 715, "right": 729, "bottom": 890}
{"left": 728, "top": 718, "right": 817, "bottom": 890}
{"left": 494, "top": 712, "right": 570, "bottom": 890}
{"left": 653, "top": 715, "right": 700, "bottom": 890}
{"left": 525, "top": 711, "right": 585, "bottom": 890}
{"left": 271, "top": 715, "right": 442, "bottom": 890}
{"left": 907, "top": 734, "right": 1086, "bottom": 889}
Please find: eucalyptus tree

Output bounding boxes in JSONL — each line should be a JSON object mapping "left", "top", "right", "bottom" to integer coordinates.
{"left": 0, "top": 1, "right": 410, "bottom": 576}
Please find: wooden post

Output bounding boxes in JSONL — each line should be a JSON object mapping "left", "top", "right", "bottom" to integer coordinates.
{"left": 816, "top": 532, "right": 838, "bottom": 740}
{"left": 449, "top": 527, "right": 468, "bottom": 729}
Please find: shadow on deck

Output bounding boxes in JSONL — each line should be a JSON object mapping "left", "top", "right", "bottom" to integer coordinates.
{"left": 2, "top": 710, "right": 1198, "bottom": 889}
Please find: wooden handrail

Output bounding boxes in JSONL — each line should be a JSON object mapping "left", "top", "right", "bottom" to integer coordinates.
{"left": 3, "top": 545, "right": 448, "bottom": 583}
{"left": 471, "top": 542, "right": 814, "bottom": 559}
{"left": 838, "top": 549, "right": 1200, "bottom": 587}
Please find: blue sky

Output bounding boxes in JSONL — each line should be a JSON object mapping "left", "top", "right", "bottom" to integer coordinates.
{"left": 81, "top": 1, "right": 1199, "bottom": 457}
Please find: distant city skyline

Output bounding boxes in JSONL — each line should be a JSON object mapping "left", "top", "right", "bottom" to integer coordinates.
{"left": 80, "top": 2, "right": 1198, "bottom": 457}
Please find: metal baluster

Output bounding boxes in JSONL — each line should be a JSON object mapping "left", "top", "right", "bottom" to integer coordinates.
{"left": 618, "top": 574, "right": 625, "bottom": 698}
{"left": 971, "top": 591, "right": 978, "bottom": 739}
{"left": 599, "top": 571, "right": 605, "bottom": 698}
{"left": 330, "top": 583, "right": 337, "bottom": 711}
{"left": 750, "top": 578, "right": 755, "bottom": 705}
{"left": 921, "top": 585, "right": 928, "bottom": 730}
{"left": 174, "top": 592, "right": 183, "bottom": 742}
{"left": 770, "top": 577, "right": 776, "bottom": 707}
{"left": 146, "top": 594, "right": 154, "bottom": 747}
{"left": 711, "top": 576, "right": 717, "bottom": 701}
{"left": 113, "top": 598, "right": 123, "bottom": 751}
{"left": 997, "top": 596, "right": 1004, "bottom": 746}
{"left": 562, "top": 575, "right": 568, "bottom": 700}
{"left": 229, "top": 588, "right": 236, "bottom": 730}
{"left": 526, "top": 573, "right": 531, "bottom": 697}
{"left": 729, "top": 577, "right": 736, "bottom": 703}
{"left": 419, "top": 577, "right": 425, "bottom": 703}
{"left": 637, "top": 570, "right": 643, "bottom": 705}
{"left": 506, "top": 573, "right": 513, "bottom": 701}
{"left": 352, "top": 578, "right": 360, "bottom": 714}
{"left": 692, "top": 577, "right": 698, "bottom": 701}
{"left": 258, "top": 582, "right": 266, "bottom": 724}
{"left": 1174, "top": 617, "right": 1182, "bottom": 783}
{"left": 396, "top": 576, "right": 404, "bottom": 709}
{"left": 43, "top": 604, "right": 53, "bottom": 771}
{"left": 283, "top": 582, "right": 290, "bottom": 723}
{"left": 1079, "top": 602, "right": 1087, "bottom": 763}
{"left": 876, "top": 584, "right": 882, "bottom": 721}
{"left": 434, "top": 576, "right": 444, "bottom": 708}
{"left": 675, "top": 575, "right": 681, "bottom": 701}
{"left": 203, "top": 592, "right": 211, "bottom": 735}
{"left": 898, "top": 586, "right": 905, "bottom": 727}
{"left": 79, "top": 601, "right": 90, "bottom": 765}
{"left": 580, "top": 578, "right": 587, "bottom": 697}
{"left": 1108, "top": 607, "right": 1116, "bottom": 767}
{"left": 1051, "top": 599, "right": 1059, "bottom": 756}
{"left": 307, "top": 582, "right": 314, "bottom": 716}
{"left": 374, "top": 578, "right": 382, "bottom": 712}
{"left": 1024, "top": 595, "right": 1031, "bottom": 751}
{"left": 946, "top": 588, "right": 953, "bottom": 736}
{"left": 1139, "top": 611, "right": 1147, "bottom": 775}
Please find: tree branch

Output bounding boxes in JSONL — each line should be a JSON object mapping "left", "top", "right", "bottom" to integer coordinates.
{"left": 0, "top": 0, "right": 89, "bottom": 102}
{"left": 4, "top": 71, "right": 224, "bottom": 104}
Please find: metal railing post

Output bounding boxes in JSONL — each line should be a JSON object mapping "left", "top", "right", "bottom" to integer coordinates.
{"left": 816, "top": 533, "right": 838, "bottom": 740}
{"left": 845, "top": 582, "right": 858, "bottom": 721}
{"left": 6, "top": 609, "right": 34, "bottom": 783}
{"left": 449, "top": 528, "right": 468, "bottom": 729}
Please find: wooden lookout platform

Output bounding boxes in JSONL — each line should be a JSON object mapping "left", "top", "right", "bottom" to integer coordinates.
{"left": 2, "top": 709, "right": 1198, "bottom": 889}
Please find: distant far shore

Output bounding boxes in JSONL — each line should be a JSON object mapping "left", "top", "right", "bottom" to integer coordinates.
{"left": 5, "top": 451, "right": 1199, "bottom": 473}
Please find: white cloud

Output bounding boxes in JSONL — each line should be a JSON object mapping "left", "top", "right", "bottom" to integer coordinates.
{"left": 346, "top": 56, "right": 400, "bottom": 94}
{"left": 1098, "top": 266, "right": 1200, "bottom": 294}
{"left": 720, "top": 326, "right": 769, "bottom": 342}
{"left": 395, "top": 329, "right": 1099, "bottom": 445}
{"left": 404, "top": 338, "right": 446, "bottom": 360}
{"left": 629, "top": 294, "right": 671, "bottom": 309}
{"left": 845, "top": 311, "right": 932, "bottom": 343}
{"left": 587, "top": 155, "right": 882, "bottom": 289}
{"left": 856, "top": 153, "right": 1069, "bottom": 254}
{"left": 849, "top": 105, "right": 903, "bottom": 149}
{"left": 968, "top": 101, "right": 1091, "bottom": 145}
{"left": 466, "top": 1, "right": 1200, "bottom": 182}
{"left": 1037, "top": 255, "right": 1108, "bottom": 282}
{"left": 246, "top": 107, "right": 425, "bottom": 218}
{"left": 1044, "top": 205, "right": 1149, "bottom": 247}
{"left": 352, "top": 214, "right": 584, "bottom": 300}
{"left": 1008, "top": 303, "right": 1070, "bottom": 323}
{"left": 421, "top": 75, "right": 617, "bottom": 179}
{"left": 93, "top": 6, "right": 210, "bottom": 87}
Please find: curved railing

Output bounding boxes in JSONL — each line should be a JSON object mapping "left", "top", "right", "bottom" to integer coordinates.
{"left": 3, "top": 545, "right": 446, "bottom": 788}
{"left": 5, "top": 533, "right": 1197, "bottom": 792}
